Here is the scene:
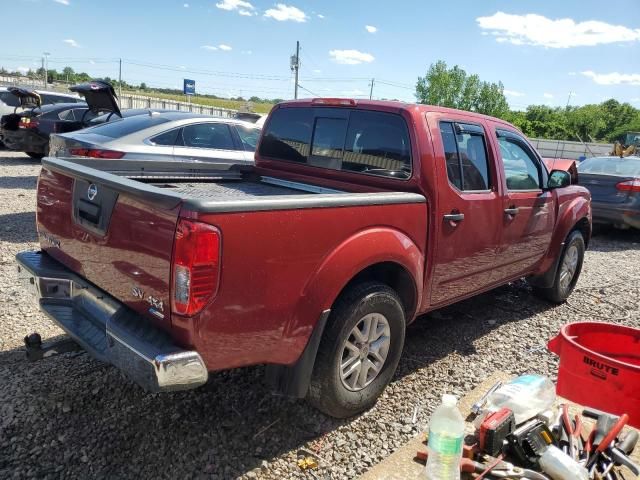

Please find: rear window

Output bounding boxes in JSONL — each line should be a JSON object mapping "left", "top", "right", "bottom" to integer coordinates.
{"left": 259, "top": 107, "right": 412, "bottom": 179}
{"left": 79, "top": 115, "right": 170, "bottom": 138}
{"left": 578, "top": 157, "right": 640, "bottom": 177}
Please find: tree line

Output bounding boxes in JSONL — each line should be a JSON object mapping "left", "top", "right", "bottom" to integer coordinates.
{"left": 4, "top": 63, "right": 639, "bottom": 143}
{"left": 0, "top": 66, "right": 283, "bottom": 105}
{"left": 415, "top": 61, "right": 640, "bottom": 143}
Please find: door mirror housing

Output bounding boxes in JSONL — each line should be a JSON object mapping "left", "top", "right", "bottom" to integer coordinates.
{"left": 547, "top": 170, "right": 571, "bottom": 189}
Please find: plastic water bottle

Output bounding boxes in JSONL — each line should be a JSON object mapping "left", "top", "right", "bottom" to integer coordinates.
{"left": 484, "top": 375, "right": 556, "bottom": 424}
{"left": 425, "top": 394, "right": 464, "bottom": 480}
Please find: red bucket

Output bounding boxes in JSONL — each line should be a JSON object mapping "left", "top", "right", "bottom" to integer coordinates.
{"left": 547, "top": 322, "right": 640, "bottom": 428}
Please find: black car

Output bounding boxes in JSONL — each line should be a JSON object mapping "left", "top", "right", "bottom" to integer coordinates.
{"left": 0, "top": 80, "right": 120, "bottom": 159}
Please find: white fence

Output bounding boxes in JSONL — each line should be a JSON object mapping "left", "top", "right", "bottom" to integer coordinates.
{"left": 118, "top": 93, "right": 235, "bottom": 118}
{"left": 529, "top": 138, "right": 612, "bottom": 160}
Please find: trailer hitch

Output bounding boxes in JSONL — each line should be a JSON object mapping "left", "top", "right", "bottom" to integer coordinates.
{"left": 24, "top": 333, "right": 84, "bottom": 362}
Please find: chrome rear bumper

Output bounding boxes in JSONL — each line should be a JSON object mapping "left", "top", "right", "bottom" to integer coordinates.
{"left": 15, "top": 250, "right": 208, "bottom": 392}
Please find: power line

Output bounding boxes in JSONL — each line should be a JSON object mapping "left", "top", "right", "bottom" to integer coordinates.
{"left": 297, "top": 84, "right": 320, "bottom": 97}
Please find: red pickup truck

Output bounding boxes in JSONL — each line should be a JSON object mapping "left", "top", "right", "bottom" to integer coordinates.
{"left": 17, "top": 99, "right": 591, "bottom": 418}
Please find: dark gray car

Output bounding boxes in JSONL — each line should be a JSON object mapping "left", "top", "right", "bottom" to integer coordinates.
{"left": 49, "top": 111, "right": 260, "bottom": 165}
{"left": 578, "top": 155, "right": 640, "bottom": 229}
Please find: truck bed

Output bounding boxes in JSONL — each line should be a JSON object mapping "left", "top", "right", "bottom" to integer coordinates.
{"left": 47, "top": 157, "right": 422, "bottom": 214}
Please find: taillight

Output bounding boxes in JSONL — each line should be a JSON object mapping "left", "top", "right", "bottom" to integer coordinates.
{"left": 18, "top": 118, "right": 39, "bottom": 129}
{"left": 616, "top": 179, "right": 640, "bottom": 193}
{"left": 171, "top": 219, "right": 221, "bottom": 316}
{"left": 68, "top": 148, "right": 125, "bottom": 159}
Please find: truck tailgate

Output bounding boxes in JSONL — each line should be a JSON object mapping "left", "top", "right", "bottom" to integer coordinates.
{"left": 36, "top": 159, "right": 183, "bottom": 328}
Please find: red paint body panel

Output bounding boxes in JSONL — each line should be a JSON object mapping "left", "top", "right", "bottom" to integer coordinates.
{"left": 180, "top": 205, "right": 426, "bottom": 369}
{"left": 37, "top": 167, "right": 179, "bottom": 332}
{"left": 34, "top": 99, "right": 592, "bottom": 373}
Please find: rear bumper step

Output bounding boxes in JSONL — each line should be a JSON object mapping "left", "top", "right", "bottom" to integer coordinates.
{"left": 15, "top": 250, "right": 208, "bottom": 392}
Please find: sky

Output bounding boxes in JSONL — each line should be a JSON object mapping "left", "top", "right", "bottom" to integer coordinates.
{"left": 2, "top": 0, "right": 639, "bottom": 109}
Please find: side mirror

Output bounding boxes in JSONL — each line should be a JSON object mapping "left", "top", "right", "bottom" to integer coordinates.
{"left": 547, "top": 170, "right": 571, "bottom": 189}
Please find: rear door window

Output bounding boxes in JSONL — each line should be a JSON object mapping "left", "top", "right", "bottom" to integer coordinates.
{"left": 149, "top": 128, "right": 180, "bottom": 146}
{"left": 259, "top": 107, "right": 412, "bottom": 179}
{"left": 439, "top": 122, "right": 491, "bottom": 191}
{"left": 180, "top": 123, "right": 236, "bottom": 150}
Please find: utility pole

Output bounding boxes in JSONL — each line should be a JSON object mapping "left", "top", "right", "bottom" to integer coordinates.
{"left": 369, "top": 78, "right": 375, "bottom": 100}
{"left": 118, "top": 58, "right": 122, "bottom": 98}
{"left": 42, "top": 52, "right": 50, "bottom": 88}
{"left": 41, "top": 57, "right": 45, "bottom": 88}
{"left": 290, "top": 41, "right": 300, "bottom": 99}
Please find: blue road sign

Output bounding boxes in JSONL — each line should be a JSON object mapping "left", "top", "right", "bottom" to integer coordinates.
{"left": 183, "top": 79, "right": 195, "bottom": 95}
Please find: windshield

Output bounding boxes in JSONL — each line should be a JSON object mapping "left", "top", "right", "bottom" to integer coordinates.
{"left": 578, "top": 157, "right": 640, "bottom": 177}
{"left": 78, "top": 115, "right": 170, "bottom": 138}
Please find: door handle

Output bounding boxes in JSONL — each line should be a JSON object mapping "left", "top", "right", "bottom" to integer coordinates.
{"left": 504, "top": 207, "right": 519, "bottom": 216}
{"left": 443, "top": 212, "right": 465, "bottom": 223}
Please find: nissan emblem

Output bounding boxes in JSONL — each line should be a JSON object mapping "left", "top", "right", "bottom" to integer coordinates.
{"left": 87, "top": 184, "right": 98, "bottom": 201}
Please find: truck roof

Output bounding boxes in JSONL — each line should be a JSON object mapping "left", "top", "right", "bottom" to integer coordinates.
{"left": 276, "top": 98, "right": 515, "bottom": 128}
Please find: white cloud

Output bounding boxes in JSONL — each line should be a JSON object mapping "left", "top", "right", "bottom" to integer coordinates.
{"left": 317, "top": 13, "right": 325, "bottom": 19}
{"left": 477, "top": 11, "right": 640, "bottom": 48}
{"left": 53, "top": 0, "right": 69, "bottom": 5}
{"left": 89, "top": 59, "right": 95, "bottom": 65}
{"left": 581, "top": 70, "right": 640, "bottom": 86}
{"left": 201, "top": 45, "right": 218, "bottom": 51}
{"left": 329, "top": 49, "right": 374, "bottom": 65}
{"left": 17, "top": 66, "right": 29, "bottom": 74}
{"left": 365, "top": 25, "right": 377, "bottom": 33}
{"left": 218, "top": 44, "right": 232, "bottom": 51}
{"left": 183, "top": 3, "right": 189, "bottom": 7}
{"left": 215, "top": 0, "right": 256, "bottom": 16}
{"left": 63, "top": 38, "right": 80, "bottom": 48}
{"left": 313, "top": 69, "right": 322, "bottom": 74}
{"left": 264, "top": 4, "right": 307, "bottom": 22}
{"left": 543, "top": 93, "right": 554, "bottom": 99}
{"left": 504, "top": 89, "right": 525, "bottom": 97}
{"left": 631, "top": 97, "right": 640, "bottom": 102}
{"left": 241, "top": 50, "right": 252, "bottom": 55}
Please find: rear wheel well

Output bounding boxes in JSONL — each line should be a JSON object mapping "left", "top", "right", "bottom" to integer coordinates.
{"left": 573, "top": 217, "right": 591, "bottom": 248}
{"left": 337, "top": 262, "right": 417, "bottom": 321}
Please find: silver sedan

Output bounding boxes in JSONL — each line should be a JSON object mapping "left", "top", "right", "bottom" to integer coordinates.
{"left": 49, "top": 111, "right": 260, "bottom": 165}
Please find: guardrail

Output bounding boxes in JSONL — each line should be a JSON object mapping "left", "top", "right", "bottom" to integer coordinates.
{"left": 529, "top": 138, "right": 613, "bottom": 160}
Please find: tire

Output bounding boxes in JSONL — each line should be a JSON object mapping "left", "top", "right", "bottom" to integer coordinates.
{"left": 307, "top": 281, "right": 406, "bottom": 418}
{"left": 533, "top": 230, "right": 585, "bottom": 303}
{"left": 26, "top": 152, "right": 45, "bottom": 160}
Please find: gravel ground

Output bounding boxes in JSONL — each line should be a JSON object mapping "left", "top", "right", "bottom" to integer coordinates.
{"left": 1, "top": 150, "right": 639, "bottom": 479}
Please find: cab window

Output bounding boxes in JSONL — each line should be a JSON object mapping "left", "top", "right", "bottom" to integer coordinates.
{"left": 259, "top": 107, "right": 412, "bottom": 179}
{"left": 439, "top": 122, "right": 491, "bottom": 191}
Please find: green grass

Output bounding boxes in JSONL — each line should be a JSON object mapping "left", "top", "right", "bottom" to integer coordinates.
{"left": 123, "top": 90, "right": 275, "bottom": 114}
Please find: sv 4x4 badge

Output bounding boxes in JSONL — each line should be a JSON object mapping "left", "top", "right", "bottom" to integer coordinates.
{"left": 131, "top": 286, "right": 164, "bottom": 318}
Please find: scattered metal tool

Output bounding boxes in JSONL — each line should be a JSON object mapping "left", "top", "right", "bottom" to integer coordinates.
{"left": 471, "top": 381, "right": 502, "bottom": 415}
